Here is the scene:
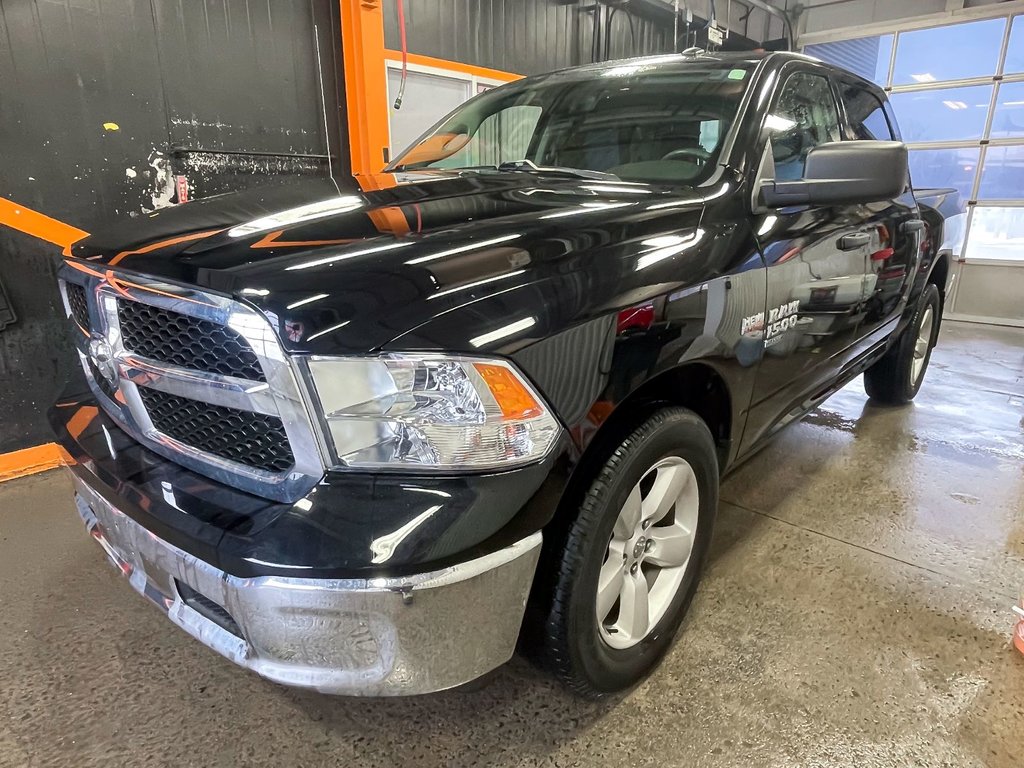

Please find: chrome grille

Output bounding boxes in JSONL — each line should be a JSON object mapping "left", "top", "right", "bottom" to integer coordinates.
{"left": 57, "top": 268, "right": 324, "bottom": 503}
{"left": 118, "top": 301, "right": 266, "bottom": 382}
{"left": 139, "top": 388, "right": 294, "bottom": 473}
{"left": 66, "top": 282, "right": 91, "bottom": 331}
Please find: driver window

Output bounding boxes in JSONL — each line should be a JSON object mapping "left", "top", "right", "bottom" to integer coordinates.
{"left": 768, "top": 72, "right": 841, "bottom": 181}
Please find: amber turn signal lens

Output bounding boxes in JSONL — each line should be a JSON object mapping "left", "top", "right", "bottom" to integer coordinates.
{"left": 473, "top": 362, "right": 543, "bottom": 420}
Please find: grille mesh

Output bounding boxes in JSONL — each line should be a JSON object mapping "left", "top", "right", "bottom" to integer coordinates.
{"left": 118, "top": 301, "right": 266, "bottom": 382}
{"left": 66, "top": 282, "right": 90, "bottom": 331}
{"left": 138, "top": 387, "right": 293, "bottom": 473}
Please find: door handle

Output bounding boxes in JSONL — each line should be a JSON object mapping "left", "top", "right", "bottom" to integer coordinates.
{"left": 838, "top": 232, "right": 870, "bottom": 251}
{"left": 902, "top": 219, "right": 925, "bottom": 234}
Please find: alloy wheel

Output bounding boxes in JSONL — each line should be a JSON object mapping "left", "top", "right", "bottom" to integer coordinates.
{"left": 596, "top": 456, "right": 700, "bottom": 650}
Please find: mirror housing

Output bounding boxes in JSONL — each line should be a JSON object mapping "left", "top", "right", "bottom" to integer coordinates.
{"left": 760, "top": 140, "right": 909, "bottom": 208}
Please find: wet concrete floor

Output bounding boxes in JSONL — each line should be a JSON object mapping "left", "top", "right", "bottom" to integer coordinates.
{"left": 1, "top": 319, "right": 1022, "bottom": 767}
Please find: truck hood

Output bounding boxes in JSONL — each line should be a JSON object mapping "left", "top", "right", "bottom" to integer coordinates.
{"left": 70, "top": 171, "right": 718, "bottom": 355}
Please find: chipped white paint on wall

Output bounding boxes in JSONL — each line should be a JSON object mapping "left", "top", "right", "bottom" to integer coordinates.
{"left": 145, "top": 151, "right": 174, "bottom": 212}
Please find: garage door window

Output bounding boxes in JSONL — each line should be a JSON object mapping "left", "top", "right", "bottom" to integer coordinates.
{"left": 888, "top": 85, "right": 993, "bottom": 143}
{"left": 891, "top": 17, "right": 1006, "bottom": 85}
{"left": 807, "top": 13, "right": 1024, "bottom": 269}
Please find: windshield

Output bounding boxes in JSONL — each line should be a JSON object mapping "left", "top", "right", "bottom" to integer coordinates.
{"left": 390, "top": 62, "right": 755, "bottom": 186}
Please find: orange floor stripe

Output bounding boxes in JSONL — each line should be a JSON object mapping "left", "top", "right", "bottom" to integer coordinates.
{"left": 0, "top": 197, "right": 88, "bottom": 249}
{"left": 0, "top": 443, "right": 66, "bottom": 483}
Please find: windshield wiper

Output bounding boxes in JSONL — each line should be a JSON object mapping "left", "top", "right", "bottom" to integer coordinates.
{"left": 496, "top": 159, "right": 620, "bottom": 181}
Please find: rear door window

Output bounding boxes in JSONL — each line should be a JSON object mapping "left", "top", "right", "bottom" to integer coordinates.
{"left": 840, "top": 80, "right": 895, "bottom": 140}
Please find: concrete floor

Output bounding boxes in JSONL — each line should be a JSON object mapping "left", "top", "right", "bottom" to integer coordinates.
{"left": 1, "top": 319, "right": 1022, "bottom": 768}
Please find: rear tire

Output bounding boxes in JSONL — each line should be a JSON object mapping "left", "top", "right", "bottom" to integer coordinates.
{"left": 534, "top": 407, "right": 718, "bottom": 698}
{"left": 864, "top": 284, "right": 941, "bottom": 405}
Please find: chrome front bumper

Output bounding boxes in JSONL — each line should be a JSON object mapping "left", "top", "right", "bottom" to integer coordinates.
{"left": 69, "top": 471, "right": 542, "bottom": 696}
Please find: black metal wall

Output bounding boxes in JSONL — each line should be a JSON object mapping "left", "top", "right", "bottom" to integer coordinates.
{"left": 383, "top": 0, "right": 785, "bottom": 75}
{"left": 0, "top": 0, "right": 346, "bottom": 453}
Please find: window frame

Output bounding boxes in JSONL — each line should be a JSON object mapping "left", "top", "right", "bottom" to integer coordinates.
{"left": 835, "top": 74, "right": 896, "bottom": 142}
{"left": 753, "top": 62, "right": 846, "bottom": 184}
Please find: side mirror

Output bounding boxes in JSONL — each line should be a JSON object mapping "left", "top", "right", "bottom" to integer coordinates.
{"left": 760, "top": 140, "right": 909, "bottom": 208}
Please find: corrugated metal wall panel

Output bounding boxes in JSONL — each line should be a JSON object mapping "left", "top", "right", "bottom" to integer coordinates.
{"left": 0, "top": 0, "right": 344, "bottom": 453}
{"left": 384, "top": 0, "right": 769, "bottom": 75}
{"left": 153, "top": 0, "right": 328, "bottom": 155}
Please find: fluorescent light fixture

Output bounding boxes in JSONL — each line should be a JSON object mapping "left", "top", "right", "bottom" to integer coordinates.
{"left": 286, "top": 293, "right": 328, "bottom": 310}
{"left": 911, "top": 73, "right": 936, "bottom": 83}
{"left": 227, "top": 196, "right": 363, "bottom": 238}
{"left": 469, "top": 316, "right": 537, "bottom": 348}
{"left": 757, "top": 215, "right": 779, "bottom": 237}
{"left": 401, "top": 487, "right": 452, "bottom": 498}
{"left": 540, "top": 201, "right": 632, "bottom": 219}
{"left": 285, "top": 240, "right": 412, "bottom": 271}
{"left": 405, "top": 234, "right": 521, "bottom": 265}
{"left": 581, "top": 184, "right": 653, "bottom": 195}
{"left": 645, "top": 182, "right": 731, "bottom": 211}
{"left": 306, "top": 320, "right": 351, "bottom": 342}
{"left": 636, "top": 228, "right": 705, "bottom": 271}
{"left": 764, "top": 114, "right": 797, "bottom": 132}
{"left": 370, "top": 505, "right": 442, "bottom": 564}
{"left": 428, "top": 269, "right": 526, "bottom": 300}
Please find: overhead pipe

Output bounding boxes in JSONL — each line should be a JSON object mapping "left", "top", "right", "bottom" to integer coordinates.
{"left": 733, "top": 0, "right": 795, "bottom": 49}
{"left": 629, "top": 0, "right": 795, "bottom": 50}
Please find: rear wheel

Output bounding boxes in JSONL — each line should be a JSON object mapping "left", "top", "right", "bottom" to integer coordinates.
{"left": 535, "top": 407, "right": 718, "bottom": 698}
{"left": 864, "top": 284, "right": 941, "bottom": 404}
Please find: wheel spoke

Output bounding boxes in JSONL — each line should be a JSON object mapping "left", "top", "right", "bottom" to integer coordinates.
{"left": 614, "top": 485, "right": 643, "bottom": 539}
{"left": 646, "top": 525, "right": 693, "bottom": 568}
{"left": 618, "top": 571, "right": 650, "bottom": 640}
{"left": 596, "top": 547, "right": 626, "bottom": 620}
{"left": 642, "top": 463, "right": 689, "bottom": 524}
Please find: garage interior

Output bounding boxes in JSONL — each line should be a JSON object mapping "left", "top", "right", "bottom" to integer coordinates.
{"left": 1, "top": 0, "right": 1023, "bottom": 766}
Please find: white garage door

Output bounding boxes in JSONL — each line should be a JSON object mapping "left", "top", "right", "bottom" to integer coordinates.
{"left": 806, "top": 14, "right": 1024, "bottom": 327}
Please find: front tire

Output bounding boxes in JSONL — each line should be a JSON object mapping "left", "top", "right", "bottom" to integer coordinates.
{"left": 864, "top": 283, "right": 941, "bottom": 404}
{"left": 536, "top": 407, "right": 719, "bottom": 698}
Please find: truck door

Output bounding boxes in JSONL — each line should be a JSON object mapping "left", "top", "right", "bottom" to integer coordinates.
{"left": 740, "top": 68, "right": 875, "bottom": 453}
{"left": 836, "top": 76, "right": 921, "bottom": 346}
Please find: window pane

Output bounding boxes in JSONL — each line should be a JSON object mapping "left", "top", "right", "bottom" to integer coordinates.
{"left": 909, "top": 147, "right": 980, "bottom": 200}
{"left": 892, "top": 18, "right": 1006, "bottom": 85}
{"left": 964, "top": 207, "right": 1024, "bottom": 261}
{"left": 990, "top": 81, "right": 1024, "bottom": 139}
{"left": 1005, "top": 16, "right": 1024, "bottom": 74}
{"left": 804, "top": 35, "right": 893, "bottom": 85}
{"left": 977, "top": 145, "right": 1024, "bottom": 199}
{"left": 770, "top": 72, "right": 841, "bottom": 181}
{"left": 889, "top": 85, "right": 993, "bottom": 142}
{"left": 840, "top": 80, "right": 893, "bottom": 140}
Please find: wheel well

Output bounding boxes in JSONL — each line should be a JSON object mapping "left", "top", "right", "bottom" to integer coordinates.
{"left": 558, "top": 363, "right": 732, "bottom": 522}
{"left": 928, "top": 252, "right": 950, "bottom": 307}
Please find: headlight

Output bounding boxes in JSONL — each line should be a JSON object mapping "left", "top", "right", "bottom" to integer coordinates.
{"left": 305, "top": 353, "right": 561, "bottom": 471}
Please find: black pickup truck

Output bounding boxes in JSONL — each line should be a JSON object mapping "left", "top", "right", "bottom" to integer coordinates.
{"left": 52, "top": 51, "right": 955, "bottom": 698}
